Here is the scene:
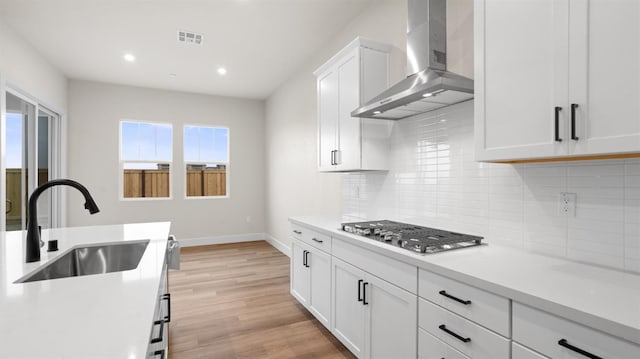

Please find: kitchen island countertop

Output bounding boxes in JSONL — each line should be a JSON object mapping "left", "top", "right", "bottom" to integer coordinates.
{"left": 0, "top": 222, "right": 171, "bottom": 359}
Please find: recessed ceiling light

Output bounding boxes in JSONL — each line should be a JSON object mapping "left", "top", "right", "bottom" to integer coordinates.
{"left": 217, "top": 67, "right": 227, "bottom": 75}
{"left": 123, "top": 53, "right": 136, "bottom": 62}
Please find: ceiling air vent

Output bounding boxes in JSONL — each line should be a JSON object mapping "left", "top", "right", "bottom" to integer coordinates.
{"left": 178, "top": 30, "right": 203, "bottom": 45}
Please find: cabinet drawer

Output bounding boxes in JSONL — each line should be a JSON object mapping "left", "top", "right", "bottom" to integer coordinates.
{"left": 419, "top": 328, "right": 469, "bottom": 359}
{"left": 332, "top": 236, "right": 417, "bottom": 293}
{"left": 513, "top": 302, "right": 640, "bottom": 359}
{"left": 419, "top": 268, "right": 510, "bottom": 337}
{"left": 290, "top": 223, "right": 331, "bottom": 253}
{"left": 512, "top": 342, "right": 548, "bottom": 359}
{"left": 419, "top": 298, "right": 510, "bottom": 359}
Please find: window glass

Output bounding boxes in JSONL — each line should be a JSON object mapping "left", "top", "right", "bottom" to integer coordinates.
{"left": 120, "top": 121, "right": 172, "bottom": 199}
{"left": 184, "top": 126, "right": 228, "bottom": 197}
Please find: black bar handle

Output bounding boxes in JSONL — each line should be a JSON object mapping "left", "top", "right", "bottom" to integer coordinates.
{"left": 439, "top": 324, "right": 471, "bottom": 343}
{"left": 162, "top": 293, "right": 171, "bottom": 323}
{"left": 312, "top": 237, "right": 323, "bottom": 243}
{"left": 439, "top": 290, "right": 472, "bottom": 305}
{"left": 153, "top": 349, "right": 166, "bottom": 359}
{"left": 554, "top": 106, "right": 563, "bottom": 142}
{"left": 571, "top": 103, "right": 579, "bottom": 140}
{"left": 293, "top": 230, "right": 302, "bottom": 235}
{"left": 558, "top": 339, "right": 602, "bottom": 359}
{"left": 363, "top": 282, "right": 369, "bottom": 305}
{"left": 150, "top": 319, "right": 165, "bottom": 344}
{"left": 303, "top": 250, "right": 308, "bottom": 267}
{"left": 305, "top": 251, "right": 310, "bottom": 268}
{"left": 357, "top": 279, "right": 363, "bottom": 302}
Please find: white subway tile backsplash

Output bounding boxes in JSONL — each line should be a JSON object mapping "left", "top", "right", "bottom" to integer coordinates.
{"left": 341, "top": 101, "right": 640, "bottom": 273}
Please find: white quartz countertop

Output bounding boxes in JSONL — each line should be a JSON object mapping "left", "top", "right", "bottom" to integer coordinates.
{"left": 290, "top": 216, "right": 640, "bottom": 346}
{"left": 0, "top": 222, "right": 171, "bottom": 359}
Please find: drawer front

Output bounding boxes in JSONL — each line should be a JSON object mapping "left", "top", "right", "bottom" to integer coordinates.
{"left": 419, "top": 268, "right": 510, "bottom": 337}
{"left": 512, "top": 342, "right": 548, "bottom": 359}
{"left": 419, "top": 328, "right": 469, "bottom": 359}
{"left": 513, "top": 302, "right": 640, "bottom": 359}
{"left": 332, "top": 236, "right": 417, "bottom": 294}
{"left": 419, "top": 298, "right": 510, "bottom": 359}
{"left": 290, "top": 223, "right": 331, "bottom": 253}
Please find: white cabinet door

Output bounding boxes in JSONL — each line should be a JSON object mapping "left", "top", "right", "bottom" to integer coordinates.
{"left": 569, "top": 0, "right": 640, "bottom": 156}
{"left": 332, "top": 258, "right": 366, "bottom": 357}
{"left": 308, "top": 248, "right": 331, "bottom": 328}
{"left": 512, "top": 342, "right": 549, "bottom": 359}
{"left": 475, "top": 0, "right": 569, "bottom": 161}
{"left": 366, "top": 273, "right": 417, "bottom": 359}
{"left": 336, "top": 48, "right": 361, "bottom": 171}
{"left": 290, "top": 240, "right": 309, "bottom": 306}
{"left": 317, "top": 70, "right": 339, "bottom": 171}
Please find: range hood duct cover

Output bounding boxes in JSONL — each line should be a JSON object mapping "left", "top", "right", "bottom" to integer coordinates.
{"left": 352, "top": 0, "right": 473, "bottom": 120}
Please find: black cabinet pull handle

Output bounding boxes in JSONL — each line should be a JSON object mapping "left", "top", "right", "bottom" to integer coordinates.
{"left": 571, "top": 103, "right": 579, "bottom": 140}
{"left": 439, "top": 324, "right": 471, "bottom": 343}
{"left": 153, "top": 349, "right": 166, "bottom": 359}
{"left": 305, "top": 251, "right": 310, "bottom": 267}
{"left": 558, "top": 339, "right": 602, "bottom": 359}
{"left": 312, "top": 237, "right": 323, "bottom": 243}
{"left": 150, "top": 319, "right": 165, "bottom": 344}
{"left": 162, "top": 293, "right": 171, "bottom": 323}
{"left": 363, "top": 282, "right": 369, "bottom": 305}
{"left": 439, "top": 290, "right": 472, "bottom": 305}
{"left": 357, "top": 279, "right": 363, "bottom": 302}
{"left": 302, "top": 250, "right": 306, "bottom": 267}
{"left": 554, "top": 106, "right": 563, "bottom": 142}
{"left": 293, "top": 230, "right": 302, "bottom": 235}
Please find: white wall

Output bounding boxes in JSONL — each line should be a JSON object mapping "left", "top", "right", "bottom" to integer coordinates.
{"left": 343, "top": 101, "right": 640, "bottom": 273}
{"left": 67, "top": 80, "right": 265, "bottom": 241}
{"left": 264, "top": 0, "right": 408, "bottom": 249}
{"left": 0, "top": 20, "right": 67, "bottom": 112}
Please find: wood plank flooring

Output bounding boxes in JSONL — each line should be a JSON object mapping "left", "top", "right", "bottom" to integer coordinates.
{"left": 168, "top": 241, "right": 355, "bottom": 359}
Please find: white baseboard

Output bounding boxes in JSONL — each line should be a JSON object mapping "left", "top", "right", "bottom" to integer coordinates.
{"left": 179, "top": 233, "right": 266, "bottom": 247}
{"left": 265, "top": 234, "right": 291, "bottom": 257}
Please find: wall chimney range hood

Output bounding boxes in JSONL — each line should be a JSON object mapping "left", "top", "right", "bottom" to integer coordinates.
{"left": 351, "top": 0, "right": 473, "bottom": 120}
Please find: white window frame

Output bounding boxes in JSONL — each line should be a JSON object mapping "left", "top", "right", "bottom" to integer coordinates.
{"left": 183, "top": 124, "right": 230, "bottom": 200}
{"left": 119, "top": 119, "right": 173, "bottom": 201}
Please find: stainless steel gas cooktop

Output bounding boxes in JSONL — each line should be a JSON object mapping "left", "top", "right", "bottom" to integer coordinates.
{"left": 341, "top": 220, "right": 484, "bottom": 254}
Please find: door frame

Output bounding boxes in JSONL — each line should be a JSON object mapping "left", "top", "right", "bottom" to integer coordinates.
{"left": 0, "top": 75, "right": 66, "bottom": 231}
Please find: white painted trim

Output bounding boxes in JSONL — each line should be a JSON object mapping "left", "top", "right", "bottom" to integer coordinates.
{"left": 179, "top": 232, "right": 266, "bottom": 247}
{"left": 265, "top": 233, "right": 291, "bottom": 257}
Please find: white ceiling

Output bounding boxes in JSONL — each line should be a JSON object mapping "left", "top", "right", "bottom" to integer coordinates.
{"left": 0, "top": 0, "right": 373, "bottom": 99}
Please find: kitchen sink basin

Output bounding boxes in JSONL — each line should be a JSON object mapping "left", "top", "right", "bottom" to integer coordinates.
{"left": 16, "top": 240, "right": 150, "bottom": 283}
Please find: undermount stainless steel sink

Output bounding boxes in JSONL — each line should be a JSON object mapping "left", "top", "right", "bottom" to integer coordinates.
{"left": 16, "top": 240, "right": 150, "bottom": 283}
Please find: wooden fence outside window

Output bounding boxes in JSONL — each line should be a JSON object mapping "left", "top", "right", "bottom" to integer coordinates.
{"left": 123, "top": 169, "right": 226, "bottom": 198}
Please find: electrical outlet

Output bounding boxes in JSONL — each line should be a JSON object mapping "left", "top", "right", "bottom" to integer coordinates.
{"left": 557, "top": 192, "right": 577, "bottom": 216}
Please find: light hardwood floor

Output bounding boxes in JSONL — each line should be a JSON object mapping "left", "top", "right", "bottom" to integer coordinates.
{"left": 168, "top": 241, "right": 355, "bottom": 358}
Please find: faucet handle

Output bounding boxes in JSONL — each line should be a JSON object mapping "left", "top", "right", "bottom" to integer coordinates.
{"left": 38, "top": 226, "right": 44, "bottom": 248}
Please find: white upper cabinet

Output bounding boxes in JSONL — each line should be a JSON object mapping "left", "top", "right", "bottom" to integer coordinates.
{"left": 475, "top": 0, "right": 640, "bottom": 162}
{"left": 314, "top": 37, "right": 393, "bottom": 172}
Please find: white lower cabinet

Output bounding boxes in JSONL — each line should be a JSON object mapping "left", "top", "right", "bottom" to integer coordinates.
{"left": 419, "top": 298, "right": 509, "bottom": 359}
{"left": 332, "top": 257, "right": 417, "bottom": 359}
{"left": 513, "top": 302, "right": 640, "bottom": 359}
{"left": 290, "top": 238, "right": 331, "bottom": 328}
{"left": 512, "top": 342, "right": 548, "bottom": 359}
{"left": 419, "top": 328, "right": 469, "bottom": 359}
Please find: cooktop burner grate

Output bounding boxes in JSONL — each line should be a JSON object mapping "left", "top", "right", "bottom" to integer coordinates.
{"left": 341, "top": 220, "right": 484, "bottom": 254}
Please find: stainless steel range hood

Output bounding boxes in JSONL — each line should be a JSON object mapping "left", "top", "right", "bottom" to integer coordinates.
{"left": 352, "top": 0, "right": 473, "bottom": 120}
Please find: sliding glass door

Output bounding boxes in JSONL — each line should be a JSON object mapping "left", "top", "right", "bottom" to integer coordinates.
{"left": 3, "top": 90, "right": 60, "bottom": 231}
